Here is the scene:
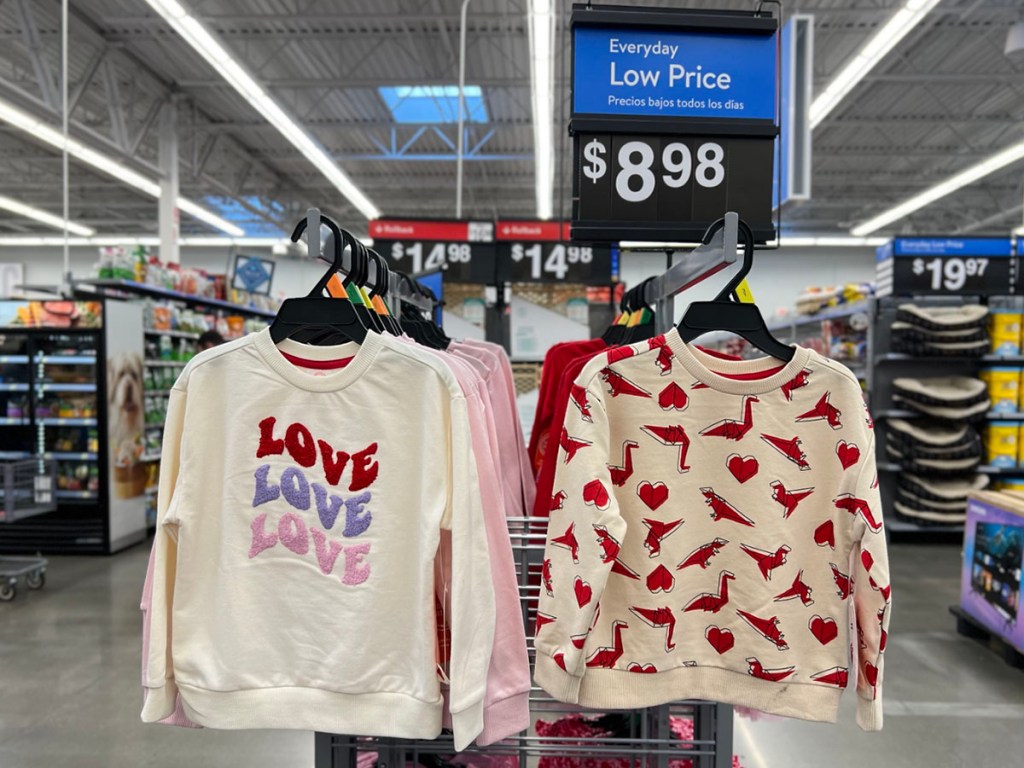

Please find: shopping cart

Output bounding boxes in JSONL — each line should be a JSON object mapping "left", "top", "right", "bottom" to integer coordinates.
{"left": 0, "top": 458, "right": 56, "bottom": 601}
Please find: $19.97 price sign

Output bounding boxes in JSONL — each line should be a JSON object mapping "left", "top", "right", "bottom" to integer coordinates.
{"left": 573, "top": 132, "right": 773, "bottom": 242}
{"left": 885, "top": 237, "right": 1014, "bottom": 297}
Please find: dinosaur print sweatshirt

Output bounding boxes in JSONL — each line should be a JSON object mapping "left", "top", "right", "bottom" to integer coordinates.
{"left": 534, "top": 329, "right": 891, "bottom": 730}
{"left": 141, "top": 329, "right": 495, "bottom": 751}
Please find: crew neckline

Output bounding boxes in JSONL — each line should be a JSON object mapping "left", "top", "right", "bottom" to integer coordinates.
{"left": 253, "top": 328, "right": 381, "bottom": 392}
{"left": 663, "top": 327, "right": 811, "bottom": 396}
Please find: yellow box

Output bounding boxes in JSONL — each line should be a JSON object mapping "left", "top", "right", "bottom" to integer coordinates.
{"left": 989, "top": 310, "right": 1022, "bottom": 356}
{"left": 980, "top": 367, "right": 1020, "bottom": 415}
{"left": 987, "top": 422, "right": 1019, "bottom": 468}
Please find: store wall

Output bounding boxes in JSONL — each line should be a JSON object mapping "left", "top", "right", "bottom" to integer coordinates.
{"left": 0, "top": 246, "right": 324, "bottom": 299}
{"left": 618, "top": 245, "right": 877, "bottom": 321}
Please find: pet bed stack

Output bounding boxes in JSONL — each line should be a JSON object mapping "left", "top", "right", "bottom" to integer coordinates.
{"left": 891, "top": 304, "right": 989, "bottom": 357}
{"left": 886, "top": 376, "right": 991, "bottom": 527}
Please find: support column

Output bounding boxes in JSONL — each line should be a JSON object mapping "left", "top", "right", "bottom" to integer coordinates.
{"left": 159, "top": 100, "right": 180, "bottom": 264}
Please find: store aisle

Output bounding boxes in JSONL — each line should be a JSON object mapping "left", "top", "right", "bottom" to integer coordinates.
{"left": 0, "top": 545, "right": 311, "bottom": 768}
{"left": 735, "top": 545, "right": 1024, "bottom": 768}
{"left": 2, "top": 543, "right": 1022, "bottom": 767}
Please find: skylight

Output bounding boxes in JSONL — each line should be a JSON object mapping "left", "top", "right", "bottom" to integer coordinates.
{"left": 379, "top": 85, "right": 489, "bottom": 124}
{"left": 201, "top": 196, "right": 287, "bottom": 238}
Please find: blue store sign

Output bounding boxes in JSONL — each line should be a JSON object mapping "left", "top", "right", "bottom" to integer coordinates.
{"left": 573, "top": 27, "right": 777, "bottom": 121}
{"left": 876, "top": 237, "right": 1015, "bottom": 296}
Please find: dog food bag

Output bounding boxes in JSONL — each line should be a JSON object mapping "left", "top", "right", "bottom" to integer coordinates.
{"left": 985, "top": 421, "right": 1019, "bottom": 468}
{"left": 979, "top": 367, "right": 1020, "bottom": 415}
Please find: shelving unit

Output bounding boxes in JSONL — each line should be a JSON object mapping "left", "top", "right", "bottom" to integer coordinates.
{"left": 74, "top": 277, "right": 276, "bottom": 318}
{"left": 769, "top": 301, "right": 869, "bottom": 379}
{"left": 145, "top": 360, "right": 187, "bottom": 368}
{"left": 145, "top": 328, "right": 200, "bottom": 341}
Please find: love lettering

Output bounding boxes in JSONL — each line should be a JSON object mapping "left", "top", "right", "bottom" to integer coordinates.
{"left": 248, "top": 416, "right": 379, "bottom": 585}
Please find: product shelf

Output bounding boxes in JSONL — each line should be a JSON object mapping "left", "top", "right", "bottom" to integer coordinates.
{"left": 0, "top": 450, "right": 31, "bottom": 459}
{"left": 767, "top": 301, "right": 870, "bottom": 333}
{"left": 145, "top": 329, "right": 201, "bottom": 341}
{"left": 55, "top": 490, "right": 98, "bottom": 500}
{"left": 43, "top": 452, "right": 98, "bottom": 461}
{"left": 144, "top": 389, "right": 173, "bottom": 397}
{"left": 145, "top": 360, "right": 188, "bottom": 368}
{"left": 141, "top": 453, "right": 161, "bottom": 462}
{"left": 38, "top": 418, "right": 98, "bottom": 427}
{"left": 0, "top": 383, "right": 29, "bottom": 391}
{"left": 37, "top": 355, "right": 97, "bottom": 365}
{"left": 36, "top": 383, "right": 97, "bottom": 393}
{"left": 0, "top": 417, "right": 29, "bottom": 426}
{"left": 0, "top": 355, "right": 30, "bottom": 364}
{"left": 75, "top": 278, "right": 276, "bottom": 318}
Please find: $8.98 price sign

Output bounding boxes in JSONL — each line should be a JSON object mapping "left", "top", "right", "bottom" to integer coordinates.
{"left": 573, "top": 131, "right": 772, "bottom": 239}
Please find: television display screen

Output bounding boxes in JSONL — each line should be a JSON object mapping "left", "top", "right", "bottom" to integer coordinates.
{"left": 971, "top": 521, "right": 1023, "bottom": 623}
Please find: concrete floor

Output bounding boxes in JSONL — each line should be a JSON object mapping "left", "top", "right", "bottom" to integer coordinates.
{"left": 1, "top": 543, "right": 1022, "bottom": 767}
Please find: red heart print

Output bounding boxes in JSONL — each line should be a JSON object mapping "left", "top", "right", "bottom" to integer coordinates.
{"left": 726, "top": 454, "right": 759, "bottom": 483}
{"left": 809, "top": 615, "right": 838, "bottom": 645}
{"left": 627, "top": 662, "right": 657, "bottom": 674}
{"left": 861, "top": 550, "right": 875, "bottom": 571}
{"left": 658, "top": 382, "right": 688, "bottom": 411}
{"left": 863, "top": 662, "right": 878, "bottom": 687}
{"left": 705, "top": 626, "right": 735, "bottom": 654}
{"left": 553, "top": 652, "right": 567, "bottom": 671}
{"left": 646, "top": 564, "right": 675, "bottom": 594}
{"left": 880, "top": 629, "right": 887, "bottom": 652}
{"left": 813, "top": 520, "right": 835, "bottom": 549}
{"left": 637, "top": 481, "right": 669, "bottom": 511}
{"left": 570, "top": 633, "right": 588, "bottom": 649}
{"left": 574, "top": 577, "right": 593, "bottom": 608}
{"left": 582, "top": 479, "right": 610, "bottom": 510}
{"left": 836, "top": 441, "right": 860, "bottom": 470}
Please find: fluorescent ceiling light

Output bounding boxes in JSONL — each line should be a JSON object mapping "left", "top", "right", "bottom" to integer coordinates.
{"left": 809, "top": 0, "right": 943, "bottom": 130}
{"left": 0, "top": 235, "right": 289, "bottom": 247}
{"left": 144, "top": 0, "right": 380, "bottom": 221}
{"left": 0, "top": 97, "right": 243, "bottom": 236}
{"left": 619, "top": 236, "right": 887, "bottom": 248}
{"left": 851, "top": 139, "right": 1024, "bottom": 236}
{"left": 0, "top": 195, "right": 94, "bottom": 236}
{"left": 527, "top": 0, "right": 555, "bottom": 220}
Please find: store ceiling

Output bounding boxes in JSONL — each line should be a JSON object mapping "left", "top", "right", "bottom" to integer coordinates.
{"left": 0, "top": 0, "right": 1021, "bottom": 238}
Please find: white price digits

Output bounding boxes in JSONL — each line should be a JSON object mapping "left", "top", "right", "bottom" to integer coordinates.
{"left": 912, "top": 256, "right": 988, "bottom": 291}
{"left": 390, "top": 242, "right": 452, "bottom": 273}
{"left": 584, "top": 138, "right": 726, "bottom": 203}
{"left": 583, "top": 139, "right": 607, "bottom": 183}
{"left": 510, "top": 244, "right": 592, "bottom": 279}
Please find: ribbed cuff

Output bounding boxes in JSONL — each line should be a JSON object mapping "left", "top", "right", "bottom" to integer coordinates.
{"left": 534, "top": 654, "right": 583, "bottom": 704}
{"left": 857, "top": 692, "right": 883, "bottom": 731}
{"left": 476, "top": 691, "right": 531, "bottom": 746}
{"left": 451, "top": 701, "right": 485, "bottom": 752}
{"left": 141, "top": 683, "right": 178, "bottom": 723}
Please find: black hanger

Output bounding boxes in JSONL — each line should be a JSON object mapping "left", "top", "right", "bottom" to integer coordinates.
{"left": 269, "top": 213, "right": 368, "bottom": 346}
{"left": 397, "top": 273, "right": 450, "bottom": 349}
{"left": 623, "top": 277, "right": 657, "bottom": 344}
{"left": 344, "top": 235, "right": 386, "bottom": 334}
{"left": 677, "top": 218, "right": 795, "bottom": 362}
{"left": 365, "top": 249, "right": 402, "bottom": 335}
{"left": 602, "top": 284, "right": 632, "bottom": 346}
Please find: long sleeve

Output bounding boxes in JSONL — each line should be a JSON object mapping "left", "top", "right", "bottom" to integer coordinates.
{"left": 533, "top": 376, "right": 626, "bottom": 702}
{"left": 141, "top": 386, "right": 188, "bottom": 723}
{"left": 849, "top": 433, "right": 892, "bottom": 731}
{"left": 445, "top": 395, "right": 497, "bottom": 751}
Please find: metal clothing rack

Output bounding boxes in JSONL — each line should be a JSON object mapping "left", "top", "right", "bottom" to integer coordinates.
{"left": 643, "top": 212, "right": 740, "bottom": 335}
{"left": 315, "top": 517, "right": 735, "bottom": 768}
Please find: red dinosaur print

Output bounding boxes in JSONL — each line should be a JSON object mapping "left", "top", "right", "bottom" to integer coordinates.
{"left": 647, "top": 336, "right": 674, "bottom": 375}
{"left": 549, "top": 490, "right": 567, "bottom": 512}
{"left": 746, "top": 657, "right": 796, "bottom": 682}
{"left": 640, "top": 424, "right": 692, "bottom": 473}
{"left": 862, "top": 551, "right": 892, "bottom": 601}
{"left": 585, "top": 620, "right": 628, "bottom": 668}
{"left": 569, "top": 384, "right": 593, "bottom": 423}
{"left": 740, "top": 543, "right": 792, "bottom": 581}
{"left": 542, "top": 558, "right": 554, "bottom": 596}
{"left": 830, "top": 562, "right": 852, "bottom": 600}
{"left": 641, "top": 517, "right": 684, "bottom": 558}
{"left": 796, "top": 391, "right": 843, "bottom": 429}
{"left": 607, "top": 439, "right": 639, "bottom": 487}
{"left": 677, "top": 538, "right": 729, "bottom": 570}
{"left": 691, "top": 380, "right": 709, "bottom": 390}
{"left": 606, "top": 346, "right": 636, "bottom": 364}
{"left": 682, "top": 570, "right": 736, "bottom": 613}
{"left": 760, "top": 433, "right": 811, "bottom": 471}
{"left": 700, "top": 395, "right": 759, "bottom": 441}
{"left": 700, "top": 487, "right": 755, "bottom": 527}
{"left": 534, "top": 612, "right": 556, "bottom": 632}
{"left": 610, "top": 556, "right": 641, "bottom": 580}
{"left": 559, "top": 427, "right": 591, "bottom": 464}
{"left": 551, "top": 522, "right": 580, "bottom": 563}
{"left": 834, "top": 493, "right": 883, "bottom": 533}
{"left": 810, "top": 666, "right": 849, "bottom": 688}
{"left": 774, "top": 569, "right": 814, "bottom": 606}
{"left": 736, "top": 609, "right": 789, "bottom": 650}
{"left": 599, "top": 367, "right": 652, "bottom": 398}
{"left": 780, "top": 368, "right": 811, "bottom": 401}
{"left": 770, "top": 480, "right": 814, "bottom": 518}
{"left": 593, "top": 525, "right": 621, "bottom": 564}
{"left": 629, "top": 606, "right": 677, "bottom": 652}
{"left": 570, "top": 632, "right": 589, "bottom": 650}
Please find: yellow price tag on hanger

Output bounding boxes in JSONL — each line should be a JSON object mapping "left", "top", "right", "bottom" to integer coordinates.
{"left": 734, "top": 279, "right": 756, "bottom": 304}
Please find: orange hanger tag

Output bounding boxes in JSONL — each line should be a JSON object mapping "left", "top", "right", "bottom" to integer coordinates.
{"left": 326, "top": 273, "right": 348, "bottom": 299}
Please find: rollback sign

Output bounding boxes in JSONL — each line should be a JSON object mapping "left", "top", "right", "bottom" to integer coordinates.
{"left": 571, "top": 4, "right": 779, "bottom": 244}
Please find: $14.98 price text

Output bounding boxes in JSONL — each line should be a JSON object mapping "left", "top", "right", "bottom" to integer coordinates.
{"left": 583, "top": 137, "right": 725, "bottom": 203}
{"left": 510, "top": 243, "right": 593, "bottom": 280}
{"left": 390, "top": 242, "right": 471, "bottom": 273}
